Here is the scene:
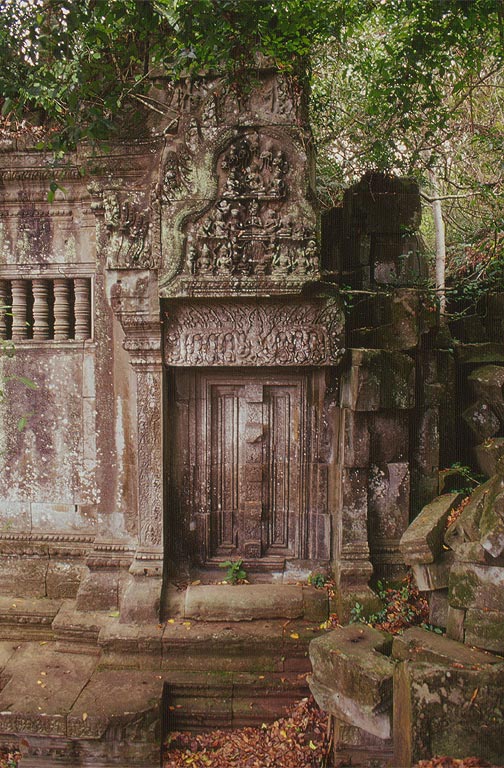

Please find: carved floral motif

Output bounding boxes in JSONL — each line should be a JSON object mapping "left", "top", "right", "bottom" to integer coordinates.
{"left": 164, "top": 299, "right": 344, "bottom": 367}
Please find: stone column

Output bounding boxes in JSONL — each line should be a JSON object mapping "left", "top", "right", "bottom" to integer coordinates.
{"left": 53, "top": 278, "right": 71, "bottom": 340}
{"left": 120, "top": 316, "right": 164, "bottom": 623}
{"left": 11, "top": 279, "right": 28, "bottom": 341}
{"left": 32, "top": 279, "right": 50, "bottom": 340}
{"left": 0, "top": 280, "right": 8, "bottom": 340}
{"left": 74, "top": 277, "right": 91, "bottom": 340}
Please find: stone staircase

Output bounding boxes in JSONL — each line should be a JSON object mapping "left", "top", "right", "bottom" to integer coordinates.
{"left": 0, "top": 586, "right": 328, "bottom": 766}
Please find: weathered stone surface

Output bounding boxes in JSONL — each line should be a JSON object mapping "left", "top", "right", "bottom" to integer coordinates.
{"left": 444, "top": 479, "right": 492, "bottom": 549}
{"left": 393, "top": 661, "right": 504, "bottom": 766}
{"left": 462, "top": 399, "right": 500, "bottom": 442}
{"left": 350, "top": 289, "right": 436, "bottom": 351}
{"left": 184, "top": 584, "right": 305, "bottom": 621}
{"left": 67, "top": 668, "right": 164, "bottom": 739}
{"left": 474, "top": 437, "right": 504, "bottom": 477}
{"left": 0, "top": 643, "right": 97, "bottom": 736}
{"left": 46, "top": 561, "right": 85, "bottom": 600}
{"left": 479, "top": 487, "right": 504, "bottom": 558}
{"left": 446, "top": 605, "right": 465, "bottom": 642}
{"left": 392, "top": 626, "right": 502, "bottom": 667}
{"left": 412, "top": 552, "right": 454, "bottom": 591}
{"left": 341, "top": 349, "right": 415, "bottom": 412}
{"left": 75, "top": 570, "right": 119, "bottom": 612}
{"left": 368, "top": 462, "right": 410, "bottom": 541}
{"left": 468, "top": 364, "right": 504, "bottom": 421}
{"left": 342, "top": 411, "right": 370, "bottom": 468}
{"left": 0, "top": 555, "right": 48, "bottom": 598}
{"left": 455, "top": 342, "right": 504, "bottom": 365}
{"left": 448, "top": 560, "right": 504, "bottom": 611}
{"left": 428, "top": 589, "right": 449, "bottom": 629}
{"left": 464, "top": 607, "right": 504, "bottom": 654}
{"left": 308, "top": 625, "right": 393, "bottom": 739}
{"left": 400, "top": 492, "right": 463, "bottom": 565}
{"left": 120, "top": 575, "right": 161, "bottom": 625}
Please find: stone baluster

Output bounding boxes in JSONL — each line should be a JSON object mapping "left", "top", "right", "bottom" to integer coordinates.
{"left": 53, "top": 278, "right": 71, "bottom": 340}
{"left": 0, "top": 280, "right": 8, "bottom": 340}
{"left": 32, "top": 279, "right": 51, "bottom": 340}
{"left": 74, "top": 278, "right": 91, "bottom": 340}
{"left": 11, "top": 279, "right": 28, "bottom": 341}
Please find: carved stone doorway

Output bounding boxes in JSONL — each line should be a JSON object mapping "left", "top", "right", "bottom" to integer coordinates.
{"left": 170, "top": 369, "right": 317, "bottom": 573}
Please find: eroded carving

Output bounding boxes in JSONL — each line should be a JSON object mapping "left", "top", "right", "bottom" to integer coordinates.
{"left": 164, "top": 299, "right": 344, "bottom": 367}
{"left": 180, "top": 132, "right": 318, "bottom": 281}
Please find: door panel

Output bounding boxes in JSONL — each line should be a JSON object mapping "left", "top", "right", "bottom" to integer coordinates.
{"left": 176, "top": 371, "right": 307, "bottom": 565}
{"left": 263, "top": 385, "right": 300, "bottom": 555}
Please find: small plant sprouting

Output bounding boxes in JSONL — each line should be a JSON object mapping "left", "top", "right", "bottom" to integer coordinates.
{"left": 308, "top": 572, "right": 327, "bottom": 589}
{"left": 219, "top": 559, "right": 247, "bottom": 585}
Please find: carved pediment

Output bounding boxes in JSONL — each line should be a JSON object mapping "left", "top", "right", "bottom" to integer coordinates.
{"left": 163, "top": 298, "right": 344, "bottom": 367}
{"left": 158, "top": 126, "right": 319, "bottom": 297}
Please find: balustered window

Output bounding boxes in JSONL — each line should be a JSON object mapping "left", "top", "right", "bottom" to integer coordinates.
{"left": 0, "top": 277, "right": 92, "bottom": 342}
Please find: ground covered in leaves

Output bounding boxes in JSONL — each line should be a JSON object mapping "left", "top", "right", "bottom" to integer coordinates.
{"left": 164, "top": 696, "right": 330, "bottom": 768}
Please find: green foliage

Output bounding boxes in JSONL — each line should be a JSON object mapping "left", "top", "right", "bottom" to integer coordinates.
{"left": 307, "top": 572, "right": 327, "bottom": 589}
{"left": 219, "top": 558, "right": 247, "bottom": 585}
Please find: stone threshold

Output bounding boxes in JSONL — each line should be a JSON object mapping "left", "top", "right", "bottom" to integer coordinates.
{"left": 164, "top": 582, "right": 329, "bottom": 622}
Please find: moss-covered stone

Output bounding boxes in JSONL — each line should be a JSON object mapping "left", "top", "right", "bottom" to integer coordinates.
{"left": 393, "top": 660, "right": 504, "bottom": 766}
{"left": 400, "top": 492, "right": 463, "bottom": 565}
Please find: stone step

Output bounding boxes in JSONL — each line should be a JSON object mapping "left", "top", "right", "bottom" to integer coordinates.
{"left": 0, "top": 596, "right": 62, "bottom": 640}
{"left": 164, "top": 669, "right": 310, "bottom": 732}
{"left": 165, "top": 583, "right": 328, "bottom": 622}
{"left": 0, "top": 642, "right": 165, "bottom": 767}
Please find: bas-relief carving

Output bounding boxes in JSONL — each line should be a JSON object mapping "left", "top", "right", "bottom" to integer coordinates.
{"left": 136, "top": 369, "right": 163, "bottom": 548}
{"left": 163, "top": 299, "right": 344, "bottom": 367}
{"left": 158, "top": 129, "right": 319, "bottom": 293}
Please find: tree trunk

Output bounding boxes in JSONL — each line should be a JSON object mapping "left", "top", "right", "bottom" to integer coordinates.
{"left": 427, "top": 168, "right": 447, "bottom": 314}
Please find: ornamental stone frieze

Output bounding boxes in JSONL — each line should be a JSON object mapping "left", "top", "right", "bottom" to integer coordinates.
{"left": 163, "top": 297, "right": 345, "bottom": 367}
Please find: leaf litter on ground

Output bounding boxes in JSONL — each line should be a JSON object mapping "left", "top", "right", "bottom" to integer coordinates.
{"left": 164, "top": 696, "right": 330, "bottom": 768}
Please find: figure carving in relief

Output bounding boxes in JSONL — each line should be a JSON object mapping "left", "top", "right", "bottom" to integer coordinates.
{"left": 179, "top": 131, "right": 319, "bottom": 281}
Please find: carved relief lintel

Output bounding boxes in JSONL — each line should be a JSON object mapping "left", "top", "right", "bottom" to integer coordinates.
{"left": 164, "top": 298, "right": 345, "bottom": 367}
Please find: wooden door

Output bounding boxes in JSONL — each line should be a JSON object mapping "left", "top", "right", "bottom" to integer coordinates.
{"left": 175, "top": 372, "right": 305, "bottom": 566}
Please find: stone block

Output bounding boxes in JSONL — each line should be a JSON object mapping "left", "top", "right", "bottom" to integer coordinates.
{"left": 468, "top": 364, "right": 504, "bottom": 421}
{"left": 308, "top": 625, "right": 393, "bottom": 739}
{"left": 474, "top": 437, "right": 504, "bottom": 477}
{"left": 479, "top": 487, "right": 504, "bottom": 558}
{"left": 368, "top": 462, "right": 410, "bottom": 541}
{"left": 412, "top": 552, "right": 454, "bottom": 591}
{"left": 400, "top": 492, "right": 463, "bottom": 565}
{"left": 302, "top": 585, "right": 328, "bottom": 622}
{"left": 0, "top": 500, "right": 30, "bottom": 531}
{"left": 184, "top": 584, "right": 304, "bottom": 621}
{"left": 67, "top": 667, "right": 164, "bottom": 740}
{"left": 341, "top": 349, "right": 415, "bottom": 412}
{"left": 393, "top": 660, "right": 504, "bottom": 767}
{"left": 464, "top": 607, "right": 504, "bottom": 654}
{"left": 75, "top": 570, "right": 119, "bottom": 611}
{"left": 341, "top": 468, "right": 369, "bottom": 543}
{"left": 369, "top": 412, "right": 409, "bottom": 463}
{"left": 0, "top": 555, "right": 48, "bottom": 598}
{"left": 428, "top": 589, "right": 448, "bottom": 629}
{"left": 342, "top": 411, "right": 370, "bottom": 467}
{"left": 446, "top": 606, "right": 465, "bottom": 642}
{"left": 0, "top": 642, "right": 98, "bottom": 737}
{"left": 455, "top": 342, "right": 504, "bottom": 365}
{"left": 120, "top": 575, "right": 161, "bottom": 625}
{"left": 392, "top": 626, "right": 501, "bottom": 666}
{"left": 448, "top": 561, "right": 504, "bottom": 611}
{"left": 46, "top": 560, "right": 84, "bottom": 599}
{"left": 462, "top": 399, "right": 500, "bottom": 442}
{"left": 444, "top": 479, "right": 491, "bottom": 549}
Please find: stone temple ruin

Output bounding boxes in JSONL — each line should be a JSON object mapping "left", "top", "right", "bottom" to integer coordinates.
{"left": 0, "top": 69, "right": 503, "bottom": 766}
